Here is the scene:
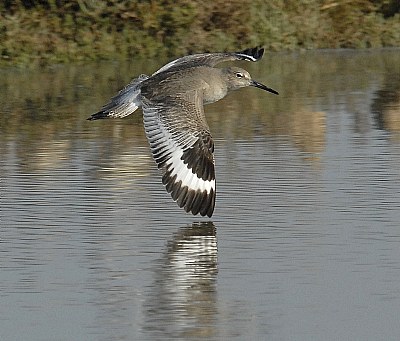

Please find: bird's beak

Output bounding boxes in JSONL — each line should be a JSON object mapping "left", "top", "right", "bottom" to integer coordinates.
{"left": 251, "top": 80, "right": 279, "bottom": 95}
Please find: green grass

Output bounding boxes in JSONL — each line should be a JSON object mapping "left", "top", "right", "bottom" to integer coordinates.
{"left": 1, "top": 0, "right": 399, "bottom": 66}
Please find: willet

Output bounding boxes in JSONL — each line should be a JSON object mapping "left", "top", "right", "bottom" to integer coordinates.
{"left": 88, "top": 47, "right": 278, "bottom": 217}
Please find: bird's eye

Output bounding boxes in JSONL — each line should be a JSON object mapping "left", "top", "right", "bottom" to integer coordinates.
{"left": 236, "top": 72, "right": 244, "bottom": 78}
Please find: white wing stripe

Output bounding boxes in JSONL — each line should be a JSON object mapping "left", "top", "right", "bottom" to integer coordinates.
{"left": 167, "top": 151, "right": 215, "bottom": 194}
{"left": 144, "top": 107, "right": 215, "bottom": 194}
{"left": 236, "top": 53, "right": 257, "bottom": 61}
{"left": 142, "top": 101, "right": 215, "bottom": 216}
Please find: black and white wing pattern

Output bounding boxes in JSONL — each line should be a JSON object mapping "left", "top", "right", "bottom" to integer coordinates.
{"left": 142, "top": 91, "right": 215, "bottom": 217}
{"left": 153, "top": 46, "right": 265, "bottom": 75}
{"left": 87, "top": 74, "right": 149, "bottom": 120}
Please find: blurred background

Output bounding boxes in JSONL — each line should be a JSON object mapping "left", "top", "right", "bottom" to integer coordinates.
{"left": 0, "top": 0, "right": 399, "bottom": 66}
{"left": 2, "top": 2, "right": 400, "bottom": 341}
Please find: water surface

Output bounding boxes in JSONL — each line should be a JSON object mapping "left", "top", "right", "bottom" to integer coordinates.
{"left": 1, "top": 49, "right": 400, "bottom": 340}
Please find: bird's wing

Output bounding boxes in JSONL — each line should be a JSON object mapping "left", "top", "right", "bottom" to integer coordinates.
{"left": 153, "top": 46, "right": 264, "bottom": 75}
{"left": 142, "top": 90, "right": 215, "bottom": 217}
{"left": 87, "top": 74, "right": 149, "bottom": 120}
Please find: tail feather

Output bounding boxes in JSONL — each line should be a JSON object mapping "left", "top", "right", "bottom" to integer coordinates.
{"left": 87, "top": 111, "right": 112, "bottom": 121}
{"left": 87, "top": 74, "right": 149, "bottom": 121}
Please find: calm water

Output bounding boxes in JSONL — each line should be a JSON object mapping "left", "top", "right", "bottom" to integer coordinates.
{"left": 1, "top": 49, "right": 400, "bottom": 340}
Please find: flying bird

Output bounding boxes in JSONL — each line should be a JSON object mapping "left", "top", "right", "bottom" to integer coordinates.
{"left": 88, "top": 47, "right": 278, "bottom": 217}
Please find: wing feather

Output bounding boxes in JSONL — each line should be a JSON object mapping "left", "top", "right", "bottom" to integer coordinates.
{"left": 153, "top": 46, "right": 264, "bottom": 75}
{"left": 142, "top": 92, "right": 216, "bottom": 217}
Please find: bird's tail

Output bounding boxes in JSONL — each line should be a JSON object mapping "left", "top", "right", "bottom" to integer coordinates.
{"left": 87, "top": 74, "right": 149, "bottom": 120}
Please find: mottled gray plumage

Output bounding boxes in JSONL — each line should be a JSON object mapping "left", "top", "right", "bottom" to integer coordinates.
{"left": 88, "top": 47, "right": 278, "bottom": 217}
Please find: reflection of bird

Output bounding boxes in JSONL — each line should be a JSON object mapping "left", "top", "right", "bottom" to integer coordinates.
{"left": 144, "top": 222, "right": 218, "bottom": 338}
{"left": 88, "top": 47, "right": 278, "bottom": 217}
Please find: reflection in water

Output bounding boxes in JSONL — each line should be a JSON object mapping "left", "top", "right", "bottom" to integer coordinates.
{"left": 2, "top": 50, "right": 399, "bottom": 174}
{"left": 143, "top": 222, "right": 218, "bottom": 339}
{"left": 371, "top": 70, "right": 400, "bottom": 136}
{"left": 2, "top": 50, "right": 400, "bottom": 340}
{"left": 289, "top": 107, "right": 326, "bottom": 156}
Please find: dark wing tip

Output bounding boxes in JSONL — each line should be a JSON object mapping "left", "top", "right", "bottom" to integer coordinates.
{"left": 183, "top": 188, "right": 215, "bottom": 217}
{"left": 236, "top": 46, "right": 264, "bottom": 62}
{"left": 162, "top": 170, "right": 216, "bottom": 218}
{"left": 159, "top": 134, "right": 215, "bottom": 217}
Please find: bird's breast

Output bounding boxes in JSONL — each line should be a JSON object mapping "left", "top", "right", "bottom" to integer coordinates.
{"left": 202, "top": 79, "right": 228, "bottom": 104}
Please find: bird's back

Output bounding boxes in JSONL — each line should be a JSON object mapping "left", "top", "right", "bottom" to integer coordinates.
{"left": 140, "top": 66, "right": 227, "bottom": 104}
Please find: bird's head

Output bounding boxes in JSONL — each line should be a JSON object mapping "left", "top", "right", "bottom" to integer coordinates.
{"left": 222, "top": 66, "right": 279, "bottom": 95}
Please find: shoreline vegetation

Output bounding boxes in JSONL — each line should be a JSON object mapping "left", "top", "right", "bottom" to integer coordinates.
{"left": 1, "top": 0, "right": 399, "bottom": 67}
